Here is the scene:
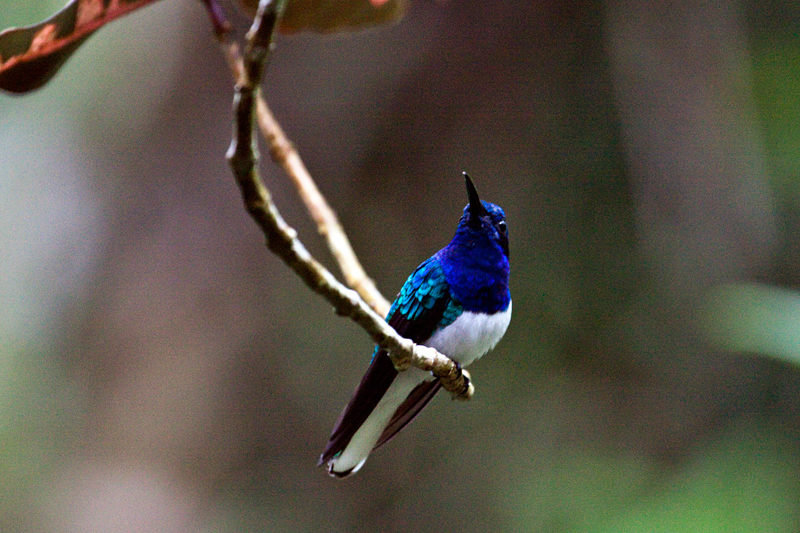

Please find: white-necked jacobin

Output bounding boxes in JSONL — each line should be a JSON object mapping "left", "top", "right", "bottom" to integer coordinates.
{"left": 319, "top": 173, "right": 511, "bottom": 477}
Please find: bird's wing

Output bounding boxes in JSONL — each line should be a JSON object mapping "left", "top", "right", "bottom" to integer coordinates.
{"left": 319, "top": 258, "right": 451, "bottom": 465}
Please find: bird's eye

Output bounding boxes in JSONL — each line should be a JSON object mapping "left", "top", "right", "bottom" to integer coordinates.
{"left": 497, "top": 220, "right": 507, "bottom": 234}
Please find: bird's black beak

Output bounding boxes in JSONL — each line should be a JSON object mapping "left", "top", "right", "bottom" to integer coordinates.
{"left": 464, "top": 172, "right": 487, "bottom": 219}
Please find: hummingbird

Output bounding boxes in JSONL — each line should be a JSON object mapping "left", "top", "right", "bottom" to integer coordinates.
{"left": 319, "top": 173, "right": 511, "bottom": 477}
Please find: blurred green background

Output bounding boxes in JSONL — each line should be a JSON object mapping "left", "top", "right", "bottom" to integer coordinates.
{"left": 2, "top": 0, "right": 800, "bottom": 531}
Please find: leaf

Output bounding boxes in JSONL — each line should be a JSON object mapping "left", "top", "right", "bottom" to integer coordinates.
{"left": 280, "top": 0, "right": 407, "bottom": 33}
{"left": 700, "top": 282, "right": 800, "bottom": 366}
{"left": 232, "top": 0, "right": 407, "bottom": 33}
{"left": 594, "top": 423, "right": 799, "bottom": 533}
{"left": 0, "top": 0, "right": 407, "bottom": 94}
{"left": 0, "top": 0, "right": 161, "bottom": 94}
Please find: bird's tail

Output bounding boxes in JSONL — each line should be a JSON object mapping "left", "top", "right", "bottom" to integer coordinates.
{"left": 323, "top": 366, "right": 434, "bottom": 477}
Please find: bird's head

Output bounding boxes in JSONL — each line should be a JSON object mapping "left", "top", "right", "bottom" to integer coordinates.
{"left": 457, "top": 172, "right": 509, "bottom": 259}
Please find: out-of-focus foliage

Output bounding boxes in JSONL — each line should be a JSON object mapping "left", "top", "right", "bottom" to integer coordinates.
{"left": 597, "top": 422, "right": 799, "bottom": 533}
{"left": 702, "top": 283, "right": 800, "bottom": 365}
{"left": 752, "top": 36, "right": 800, "bottom": 197}
{"left": 2, "top": 0, "right": 800, "bottom": 532}
{"left": 503, "top": 421, "right": 799, "bottom": 532}
{"left": 262, "top": 0, "right": 406, "bottom": 33}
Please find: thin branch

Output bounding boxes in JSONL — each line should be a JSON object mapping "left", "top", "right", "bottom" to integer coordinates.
{"left": 254, "top": 99, "right": 391, "bottom": 317}
{"left": 199, "top": 0, "right": 232, "bottom": 37}
{"left": 214, "top": 18, "right": 389, "bottom": 317}
{"left": 219, "top": 0, "right": 472, "bottom": 400}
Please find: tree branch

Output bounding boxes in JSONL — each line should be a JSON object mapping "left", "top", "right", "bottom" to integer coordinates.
{"left": 210, "top": 0, "right": 389, "bottom": 316}
{"left": 255, "top": 98, "right": 391, "bottom": 317}
{"left": 217, "top": 0, "right": 472, "bottom": 400}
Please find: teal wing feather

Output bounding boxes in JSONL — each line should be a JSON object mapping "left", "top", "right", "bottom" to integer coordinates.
{"left": 320, "top": 258, "right": 459, "bottom": 464}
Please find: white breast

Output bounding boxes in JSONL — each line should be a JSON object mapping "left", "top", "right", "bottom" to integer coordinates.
{"left": 425, "top": 301, "right": 512, "bottom": 367}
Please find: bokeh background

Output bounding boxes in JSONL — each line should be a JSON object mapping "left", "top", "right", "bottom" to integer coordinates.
{"left": 2, "top": 0, "right": 800, "bottom": 531}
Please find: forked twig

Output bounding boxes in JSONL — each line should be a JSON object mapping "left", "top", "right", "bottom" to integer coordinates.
{"left": 217, "top": 0, "right": 472, "bottom": 400}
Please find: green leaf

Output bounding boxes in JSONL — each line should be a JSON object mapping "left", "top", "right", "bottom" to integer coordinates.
{"left": 700, "top": 282, "right": 800, "bottom": 365}
{"left": 501, "top": 422, "right": 799, "bottom": 532}
{"left": 595, "top": 425, "right": 799, "bottom": 533}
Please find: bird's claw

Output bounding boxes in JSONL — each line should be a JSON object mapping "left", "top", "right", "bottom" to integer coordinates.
{"left": 450, "top": 362, "right": 472, "bottom": 400}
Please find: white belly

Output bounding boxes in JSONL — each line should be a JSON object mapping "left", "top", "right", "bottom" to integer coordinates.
{"left": 425, "top": 301, "right": 512, "bottom": 367}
